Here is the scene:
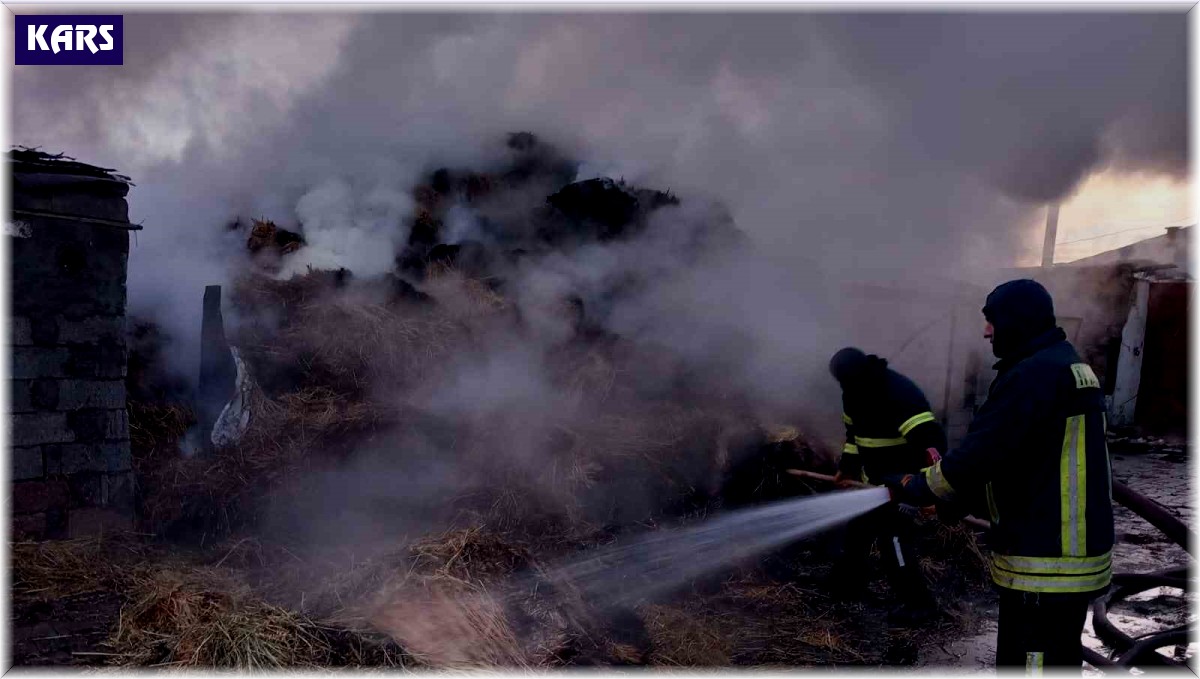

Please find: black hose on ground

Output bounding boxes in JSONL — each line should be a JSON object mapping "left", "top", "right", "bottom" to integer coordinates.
{"left": 1082, "top": 647, "right": 1115, "bottom": 667}
{"left": 1112, "top": 480, "right": 1196, "bottom": 558}
{"left": 1091, "top": 597, "right": 1123, "bottom": 652}
{"left": 1094, "top": 594, "right": 1182, "bottom": 667}
{"left": 1116, "top": 629, "right": 1191, "bottom": 668}
{"left": 1087, "top": 481, "right": 1194, "bottom": 672}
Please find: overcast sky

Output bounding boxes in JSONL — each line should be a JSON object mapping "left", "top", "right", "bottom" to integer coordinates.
{"left": 10, "top": 9, "right": 1190, "bottom": 316}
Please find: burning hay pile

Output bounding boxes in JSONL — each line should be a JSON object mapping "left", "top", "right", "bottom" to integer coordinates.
{"left": 49, "top": 131, "right": 994, "bottom": 670}
{"left": 110, "top": 568, "right": 344, "bottom": 668}
{"left": 128, "top": 132, "right": 782, "bottom": 540}
{"left": 11, "top": 535, "right": 406, "bottom": 668}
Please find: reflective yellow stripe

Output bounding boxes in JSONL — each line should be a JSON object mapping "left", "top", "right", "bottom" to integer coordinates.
{"left": 855, "top": 436, "right": 906, "bottom": 447}
{"left": 842, "top": 413, "right": 853, "bottom": 425}
{"left": 991, "top": 560, "right": 1112, "bottom": 593}
{"left": 1060, "top": 415, "right": 1087, "bottom": 556}
{"left": 993, "top": 551, "right": 1111, "bottom": 575}
{"left": 924, "top": 461, "right": 955, "bottom": 501}
{"left": 991, "top": 550, "right": 1112, "bottom": 593}
{"left": 1026, "top": 652, "right": 1044, "bottom": 676}
{"left": 1071, "top": 363, "right": 1100, "bottom": 389}
{"left": 1079, "top": 420, "right": 1088, "bottom": 551}
{"left": 898, "top": 411, "right": 936, "bottom": 437}
{"left": 842, "top": 443, "right": 859, "bottom": 454}
{"left": 985, "top": 482, "right": 1000, "bottom": 524}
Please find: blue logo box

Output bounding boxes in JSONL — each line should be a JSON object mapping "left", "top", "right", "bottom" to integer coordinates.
{"left": 15, "top": 15, "right": 123, "bottom": 65}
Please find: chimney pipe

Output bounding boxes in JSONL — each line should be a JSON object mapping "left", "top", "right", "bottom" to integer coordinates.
{"left": 1041, "top": 204, "right": 1060, "bottom": 268}
{"left": 1165, "top": 226, "right": 1185, "bottom": 270}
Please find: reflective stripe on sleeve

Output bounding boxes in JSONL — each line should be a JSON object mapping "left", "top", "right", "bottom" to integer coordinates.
{"left": 855, "top": 435, "right": 906, "bottom": 448}
{"left": 1060, "top": 414, "right": 1087, "bottom": 557}
{"left": 898, "top": 411, "right": 936, "bottom": 437}
{"left": 923, "top": 461, "right": 955, "bottom": 501}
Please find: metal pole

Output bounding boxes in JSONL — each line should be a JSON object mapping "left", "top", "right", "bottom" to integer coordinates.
{"left": 198, "top": 285, "right": 235, "bottom": 454}
{"left": 1041, "top": 204, "right": 1060, "bottom": 268}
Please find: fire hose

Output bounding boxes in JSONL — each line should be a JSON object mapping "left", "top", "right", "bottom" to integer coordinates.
{"left": 1082, "top": 479, "right": 1194, "bottom": 670}
{"left": 788, "top": 469, "right": 1194, "bottom": 670}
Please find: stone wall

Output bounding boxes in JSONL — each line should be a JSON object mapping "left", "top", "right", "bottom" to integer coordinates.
{"left": 7, "top": 152, "right": 135, "bottom": 539}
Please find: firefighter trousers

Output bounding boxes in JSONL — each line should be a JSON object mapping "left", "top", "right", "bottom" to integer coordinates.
{"left": 995, "top": 588, "right": 1093, "bottom": 673}
{"left": 835, "top": 503, "right": 931, "bottom": 606}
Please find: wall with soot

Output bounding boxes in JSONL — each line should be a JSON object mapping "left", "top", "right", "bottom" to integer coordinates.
{"left": 8, "top": 152, "right": 135, "bottom": 539}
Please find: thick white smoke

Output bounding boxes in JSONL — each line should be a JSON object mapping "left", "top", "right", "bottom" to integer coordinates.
{"left": 9, "top": 9, "right": 1188, "bottom": 450}
{"left": 13, "top": 11, "right": 1187, "bottom": 292}
{"left": 282, "top": 178, "right": 416, "bottom": 279}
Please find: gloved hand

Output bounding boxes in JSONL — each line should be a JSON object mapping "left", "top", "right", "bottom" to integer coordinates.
{"left": 873, "top": 479, "right": 907, "bottom": 506}
{"left": 831, "top": 471, "right": 860, "bottom": 489}
{"left": 877, "top": 473, "right": 917, "bottom": 504}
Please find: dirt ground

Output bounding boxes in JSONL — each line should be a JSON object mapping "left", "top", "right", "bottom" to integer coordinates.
{"left": 919, "top": 440, "right": 1195, "bottom": 672}
{"left": 9, "top": 590, "right": 125, "bottom": 665}
{"left": 9, "top": 442, "right": 1190, "bottom": 670}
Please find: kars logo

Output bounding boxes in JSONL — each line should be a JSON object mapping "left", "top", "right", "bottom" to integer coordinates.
{"left": 16, "top": 15, "right": 123, "bottom": 65}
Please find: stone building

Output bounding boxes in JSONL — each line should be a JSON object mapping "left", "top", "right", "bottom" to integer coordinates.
{"left": 8, "top": 150, "right": 137, "bottom": 539}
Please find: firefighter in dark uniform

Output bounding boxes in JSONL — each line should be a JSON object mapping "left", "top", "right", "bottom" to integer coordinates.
{"left": 887, "top": 279, "right": 1114, "bottom": 672}
{"left": 828, "top": 347, "right": 947, "bottom": 621}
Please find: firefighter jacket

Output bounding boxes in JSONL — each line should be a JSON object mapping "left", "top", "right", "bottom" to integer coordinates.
{"left": 907, "top": 326, "right": 1115, "bottom": 595}
{"left": 838, "top": 365, "right": 948, "bottom": 483}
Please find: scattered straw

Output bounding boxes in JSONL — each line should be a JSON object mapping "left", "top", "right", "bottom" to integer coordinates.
{"left": 410, "top": 527, "right": 533, "bottom": 581}
{"left": 109, "top": 568, "right": 336, "bottom": 668}
{"left": 370, "top": 577, "right": 529, "bottom": 669}
{"left": 642, "top": 604, "right": 734, "bottom": 666}
{"left": 11, "top": 536, "right": 147, "bottom": 601}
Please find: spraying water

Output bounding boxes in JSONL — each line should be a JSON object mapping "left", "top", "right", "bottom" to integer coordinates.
{"left": 541, "top": 487, "right": 891, "bottom": 608}
{"left": 369, "top": 488, "right": 891, "bottom": 665}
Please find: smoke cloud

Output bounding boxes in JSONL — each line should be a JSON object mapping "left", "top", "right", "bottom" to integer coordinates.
{"left": 9, "top": 10, "right": 1189, "bottom": 543}
{"left": 13, "top": 11, "right": 1187, "bottom": 279}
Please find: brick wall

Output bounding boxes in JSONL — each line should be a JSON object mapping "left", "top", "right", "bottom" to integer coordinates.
{"left": 8, "top": 152, "right": 135, "bottom": 539}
